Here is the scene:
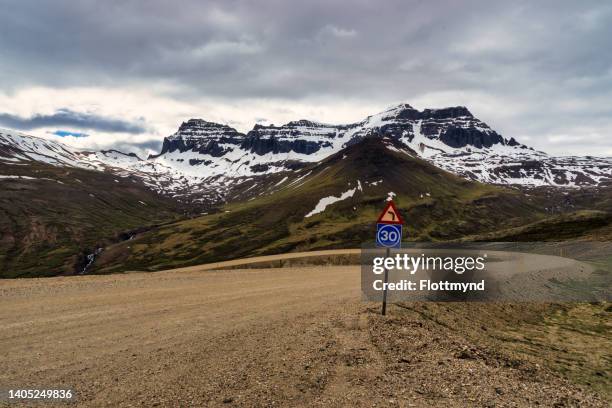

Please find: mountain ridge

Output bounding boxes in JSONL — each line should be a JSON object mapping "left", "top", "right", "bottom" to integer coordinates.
{"left": 91, "top": 136, "right": 548, "bottom": 273}
{"left": 2, "top": 102, "right": 611, "bottom": 207}
{"left": 2, "top": 131, "right": 611, "bottom": 277}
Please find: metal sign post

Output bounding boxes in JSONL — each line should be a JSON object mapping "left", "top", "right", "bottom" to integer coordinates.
{"left": 381, "top": 246, "right": 390, "bottom": 316}
{"left": 375, "top": 200, "right": 404, "bottom": 316}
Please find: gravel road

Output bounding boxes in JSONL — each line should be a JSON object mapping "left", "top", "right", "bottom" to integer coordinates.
{"left": 0, "top": 253, "right": 607, "bottom": 407}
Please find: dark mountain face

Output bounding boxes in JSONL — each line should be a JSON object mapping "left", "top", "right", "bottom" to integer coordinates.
{"left": 243, "top": 122, "right": 338, "bottom": 155}
{"left": 387, "top": 104, "right": 473, "bottom": 120}
{"left": 151, "top": 104, "right": 516, "bottom": 161}
{"left": 421, "top": 106, "right": 473, "bottom": 119}
{"left": 438, "top": 127, "right": 505, "bottom": 148}
{"left": 354, "top": 104, "right": 516, "bottom": 150}
{"left": 388, "top": 104, "right": 422, "bottom": 120}
{"left": 240, "top": 135, "right": 332, "bottom": 155}
{"left": 152, "top": 118, "right": 340, "bottom": 158}
{"left": 150, "top": 119, "right": 244, "bottom": 158}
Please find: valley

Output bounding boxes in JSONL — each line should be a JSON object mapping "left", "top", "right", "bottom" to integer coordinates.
{"left": 1, "top": 103, "right": 612, "bottom": 277}
{"left": 91, "top": 137, "right": 550, "bottom": 274}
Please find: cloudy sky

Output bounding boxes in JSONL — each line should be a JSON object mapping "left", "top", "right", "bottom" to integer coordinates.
{"left": 0, "top": 0, "right": 611, "bottom": 157}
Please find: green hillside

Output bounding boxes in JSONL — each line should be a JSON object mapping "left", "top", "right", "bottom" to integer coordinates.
{"left": 92, "top": 137, "right": 549, "bottom": 273}
{"left": 465, "top": 210, "right": 612, "bottom": 241}
{"left": 0, "top": 162, "right": 182, "bottom": 278}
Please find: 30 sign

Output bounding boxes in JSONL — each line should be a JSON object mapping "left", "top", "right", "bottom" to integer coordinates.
{"left": 376, "top": 224, "right": 402, "bottom": 248}
{"left": 375, "top": 200, "right": 404, "bottom": 248}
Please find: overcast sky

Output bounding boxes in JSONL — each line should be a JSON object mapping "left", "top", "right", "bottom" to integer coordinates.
{"left": 0, "top": 0, "right": 611, "bottom": 157}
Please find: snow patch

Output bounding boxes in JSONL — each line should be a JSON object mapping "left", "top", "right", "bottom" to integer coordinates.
{"left": 274, "top": 176, "right": 289, "bottom": 187}
{"left": 0, "top": 175, "right": 35, "bottom": 180}
{"left": 305, "top": 185, "right": 359, "bottom": 217}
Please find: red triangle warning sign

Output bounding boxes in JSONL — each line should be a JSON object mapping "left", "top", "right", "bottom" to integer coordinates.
{"left": 377, "top": 201, "right": 404, "bottom": 225}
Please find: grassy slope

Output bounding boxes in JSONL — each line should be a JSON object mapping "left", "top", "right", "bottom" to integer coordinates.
{"left": 93, "top": 137, "right": 548, "bottom": 273}
{"left": 0, "top": 162, "right": 182, "bottom": 278}
{"left": 388, "top": 302, "right": 611, "bottom": 399}
{"left": 464, "top": 210, "right": 612, "bottom": 241}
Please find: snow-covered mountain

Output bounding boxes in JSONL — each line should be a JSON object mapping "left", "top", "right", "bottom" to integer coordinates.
{"left": 146, "top": 104, "right": 612, "bottom": 188}
{"left": 1, "top": 103, "right": 611, "bottom": 206}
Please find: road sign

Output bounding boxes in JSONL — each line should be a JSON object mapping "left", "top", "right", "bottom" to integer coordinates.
{"left": 375, "top": 200, "right": 404, "bottom": 316}
{"left": 376, "top": 223, "right": 402, "bottom": 248}
{"left": 377, "top": 201, "right": 404, "bottom": 224}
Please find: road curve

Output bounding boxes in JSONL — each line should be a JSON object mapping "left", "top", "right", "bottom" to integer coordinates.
{"left": 0, "top": 249, "right": 605, "bottom": 407}
{"left": 162, "top": 249, "right": 362, "bottom": 272}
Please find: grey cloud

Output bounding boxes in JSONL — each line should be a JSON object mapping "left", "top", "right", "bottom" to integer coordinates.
{"left": 0, "top": 1, "right": 610, "bottom": 155}
{"left": 0, "top": 109, "right": 147, "bottom": 134}
{"left": 1, "top": 1, "right": 609, "bottom": 99}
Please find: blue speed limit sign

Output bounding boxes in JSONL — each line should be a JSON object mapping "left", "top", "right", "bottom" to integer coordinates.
{"left": 376, "top": 223, "right": 402, "bottom": 248}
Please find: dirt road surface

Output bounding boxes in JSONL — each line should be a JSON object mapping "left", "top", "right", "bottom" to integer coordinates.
{"left": 0, "top": 253, "right": 608, "bottom": 407}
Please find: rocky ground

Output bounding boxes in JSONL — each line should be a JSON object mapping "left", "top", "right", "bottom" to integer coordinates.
{"left": 0, "top": 265, "right": 609, "bottom": 407}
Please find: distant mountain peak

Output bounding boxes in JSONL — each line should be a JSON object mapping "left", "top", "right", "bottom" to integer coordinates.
{"left": 179, "top": 118, "right": 226, "bottom": 128}
{"left": 283, "top": 119, "right": 331, "bottom": 128}
{"left": 373, "top": 104, "right": 475, "bottom": 124}
{"left": 421, "top": 106, "right": 473, "bottom": 119}
{"left": 383, "top": 102, "right": 417, "bottom": 112}
{"left": 153, "top": 118, "right": 244, "bottom": 158}
{"left": 173, "top": 119, "right": 239, "bottom": 137}
{"left": 376, "top": 103, "right": 420, "bottom": 121}
{"left": 378, "top": 104, "right": 473, "bottom": 120}
{"left": 2, "top": 101, "right": 611, "bottom": 209}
